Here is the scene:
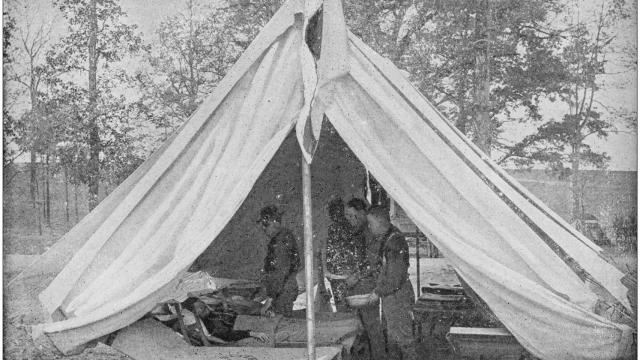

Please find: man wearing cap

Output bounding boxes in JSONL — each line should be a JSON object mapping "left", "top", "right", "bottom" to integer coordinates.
{"left": 257, "top": 205, "right": 301, "bottom": 317}
{"left": 365, "top": 205, "right": 416, "bottom": 360}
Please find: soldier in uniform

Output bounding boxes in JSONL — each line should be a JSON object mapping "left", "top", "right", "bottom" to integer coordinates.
{"left": 343, "top": 198, "right": 386, "bottom": 360}
{"left": 257, "top": 205, "right": 301, "bottom": 317}
{"left": 324, "top": 197, "right": 367, "bottom": 306}
{"left": 364, "top": 205, "right": 416, "bottom": 360}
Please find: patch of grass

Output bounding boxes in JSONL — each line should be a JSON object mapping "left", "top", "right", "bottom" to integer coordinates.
{"left": 3, "top": 165, "right": 100, "bottom": 254}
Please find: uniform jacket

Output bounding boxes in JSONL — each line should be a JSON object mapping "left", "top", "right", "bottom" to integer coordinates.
{"left": 263, "top": 228, "right": 301, "bottom": 299}
{"left": 374, "top": 227, "right": 410, "bottom": 297}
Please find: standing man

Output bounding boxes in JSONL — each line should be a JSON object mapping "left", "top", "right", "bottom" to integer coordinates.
{"left": 343, "top": 198, "right": 386, "bottom": 360}
{"left": 324, "top": 197, "right": 367, "bottom": 307}
{"left": 257, "top": 205, "right": 301, "bottom": 317}
{"left": 365, "top": 205, "right": 416, "bottom": 360}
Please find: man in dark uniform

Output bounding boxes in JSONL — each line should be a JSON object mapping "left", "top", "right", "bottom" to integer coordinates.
{"left": 365, "top": 205, "right": 416, "bottom": 360}
{"left": 257, "top": 205, "right": 300, "bottom": 317}
{"left": 324, "top": 198, "right": 367, "bottom": 306}
{"left": 343, "top": 198, "right": 386, "bottom": 360}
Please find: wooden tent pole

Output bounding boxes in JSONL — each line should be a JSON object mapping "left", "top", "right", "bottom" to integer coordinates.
{"left": 416, "top": 235, "right": 420, "bottom": 298}
{"left": 415, "top": 234, "right": 422, "bottom": 340}
{"left": 302, "top": 155, "right": 316, "bottom": 360}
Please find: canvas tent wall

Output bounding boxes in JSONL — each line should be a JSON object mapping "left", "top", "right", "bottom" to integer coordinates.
{"left": 12, "top": 0, "right": 634, "bottom": 359}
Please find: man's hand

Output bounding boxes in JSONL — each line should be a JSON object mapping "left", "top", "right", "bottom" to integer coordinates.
{"left": 250, "top": 331, "right": 271, "bottom": 343}
{"left": 253, "top": 289, "right": 268, "bottom": 302}
{"left": 346, "top": 275, "right": 359, "bottom": 287}
{"left": 367, "top": 292, "right": 380, "bottom": 306}
{"left": 259, "top": 297, "right": 275, "bottom": 317}
{"left": 318, "top": 288, "right": 332, "bottom": 302}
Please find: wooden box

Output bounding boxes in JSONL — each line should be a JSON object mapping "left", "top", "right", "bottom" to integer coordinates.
{"left": 446, "top": 327, "right": 526, "bottom": 360}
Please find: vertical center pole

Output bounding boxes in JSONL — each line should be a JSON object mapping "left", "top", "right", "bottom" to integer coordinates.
{"left": 415, "top": 235, "right": 421, "bottom": 299}
{"left": 415, "top": 234, "right": 422, "bottom": 340}
{"left": 302, "top": 155, "right": 316, "bottom": 360}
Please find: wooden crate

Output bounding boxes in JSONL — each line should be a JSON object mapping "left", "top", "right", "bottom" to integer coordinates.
{"left": 446, "top": 327, "right": 526, "bottom": 360}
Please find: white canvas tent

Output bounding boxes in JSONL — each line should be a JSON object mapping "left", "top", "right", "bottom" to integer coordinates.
{"left": 12, "top": 0, "right": 634, "bottom": 359}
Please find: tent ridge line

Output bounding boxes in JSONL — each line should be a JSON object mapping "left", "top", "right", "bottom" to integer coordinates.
{"left": 350, "top": 39, "right": 629, "bottom": 313}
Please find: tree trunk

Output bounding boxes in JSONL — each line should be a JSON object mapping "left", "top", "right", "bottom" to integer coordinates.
{"left": 36, "top": 181, "right": 42, "bottom": 235}
{"left": 64, "top": 167, "right": 70, "bottom": 224}
{"left": 41, "top": 167, "right": 45, "bottom": 220}
{"left": 40, "top": 164, "right": 47, "bottom": 233}
{"left": 570, "top": 144, "right": 582, "bottom": 222}
{"left": 187, "top": 0, "right": 198, "bottom": 112}
{"left": 75, "top": 183, "right": 79, "bottom": 222}
{"left": 29, "top": 53, "right": 40, "bottom": 208}
{"left": 45, "top": 153, "right": 51, "bottom": 226}
{"left": 31, "top": 158, "right": 43, "bottom": 236}
{"left": 392, "top": 6, "right": 408, "bottom": 64}
{"left": 473, "top": 0, "right": 492, "bottom": 155}
{"left": 87, "top": 0, "right": 100, "bottom": 210}
{"left": 30, "top": 151, "right": 40, "bottom": 234}
{"left": 30, "top": 151, "right": 37, "bottom": 205}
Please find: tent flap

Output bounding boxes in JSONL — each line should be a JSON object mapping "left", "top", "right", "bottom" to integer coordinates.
{"left": 34, "top": 0, "right": 316, "bottom": 353}
{"left": 319, "top": 33, "right": 633, "bottom": 360}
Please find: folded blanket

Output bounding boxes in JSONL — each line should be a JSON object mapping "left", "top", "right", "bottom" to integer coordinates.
{"left": 160, "top": 272, "right": 259, "bottom": 303}
{"left": 233, "top": 313, "right": 359, "bottom": 347}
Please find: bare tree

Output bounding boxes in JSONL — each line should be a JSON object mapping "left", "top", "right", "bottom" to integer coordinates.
{"left": 4, "top": 0, "right": 58, "bottom": 233}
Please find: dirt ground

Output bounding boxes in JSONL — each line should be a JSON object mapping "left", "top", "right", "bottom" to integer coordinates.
{"left": 4, "top": 272, "right": 130, "bottom": 360}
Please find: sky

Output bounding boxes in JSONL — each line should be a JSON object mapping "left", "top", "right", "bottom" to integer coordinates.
{"left": 5, "top": 0, "right": 638, "bottom": 171}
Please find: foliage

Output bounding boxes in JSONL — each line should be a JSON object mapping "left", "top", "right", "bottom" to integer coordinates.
{"left": 3, "top": 11, "right": 18, "bottom": 171}
{"left": 133, "top": 0, "right": 281, "bottom": 148}
{"left": 496, "top": 0, "right": 634, "bottom": 218}
{"left": 2, "top": 11, "right": 15, "bottom": 60}
{"left": 612, "top": 211, "right": 637, "bottom": 251}
{"left": 134, "top": 1, "right": 238, "bottom": 132}
{"left": 3, "top": 2, "right": 56, "bottom": 167}
{"left": 502, "top": 0, "right": 633, "bottom": 165}
{"left": 49, "top": 0, "right": 144, "bottom": 72}
{"left": 499, "top": 115, "right": 611, "bottom": 171}
{"left": 344, "top": 0, "right": 566, "bottom": 154}
{"left": 44, "top": 0, "right": 145, "bottom": 206}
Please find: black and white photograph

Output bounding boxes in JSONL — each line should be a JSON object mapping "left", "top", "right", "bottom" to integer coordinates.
{"left": 2, "top": 0, "right": 637, "bottom": 359}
